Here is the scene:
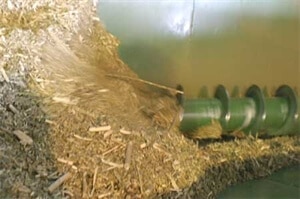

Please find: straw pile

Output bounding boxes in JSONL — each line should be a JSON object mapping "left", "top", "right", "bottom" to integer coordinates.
{"left": 1, "top": 0, "right": 202, "bottom": 198}
{"left": 1, "top": 0, "right": 299, "bottom": 198}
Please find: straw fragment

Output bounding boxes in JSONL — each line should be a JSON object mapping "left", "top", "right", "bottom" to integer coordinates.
{"left": 120, "top": 128, "right": 131, "bottom": 135}
{"left": 101, "top": 158, "right": 123, "bottom": 168}
{"left": 8, "top": 104, "right": 19, "bottom": 114}
{"left": 98, "top": 192, "right": 112, "bottom": 199}
{"left": 89, "top": 125, "right": 111, "bottom": 132}
{"left": 48, "top": 172, "right": 71, "bottom": 193}
{"left": 167, "top": 174, "right": 179, "bottom": 191}
{"left": 89, "top": 167, "right": 98, "bottom": 197}
{"left": 52, "top": 96, "right": 78, "bottom": 105}
{"left": 0, "top": 67, "right": 9, "bottom": 82}
{"left": 106, "top": 74, "right": 184, "bottom": 95}
{"left": 82, "top": 172, "right": 88, "bottom": 198}
{"left": 74, "top": 134, "right": 92, "bottom": 141}
{"left": 124, "top": 141, "right": 133, "bottom": 171}
{"left": 57, "top": 158, "right": 74, "bottom": 166}
{"left": 13, "top": 130, "right": 33, "bottom": 145}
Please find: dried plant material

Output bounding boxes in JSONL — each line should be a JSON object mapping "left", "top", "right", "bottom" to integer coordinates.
{"left": 219, "top": 158, "right": 228, "bottom": 163}
{"left": 167, "top": 174, "right": 179, "bottom": 191}
{"left": 89, "top": 167, "right": 98, "bottom": 197}
{"left": 231, "top": 130, "right": 247, "bottom": 138}
{"left": 102, "top": 145, "right": 123, "bottom": 156}
{"left": 1, "top": 0, "right": 299, "bottom": 198}
{"left": 153, "top": 142, "right": 171, "bottom": 156}
{"left": 63, "top": 190, "right": 74, "bottom": 197}
{"left": 13, "top": 130, "right": 33, "bottom": 145}
{"left": 52, "top": 96, "right": 78, "bottom": 105}
{"left": 82, "top": 172, "right": 88, "bottom": 199}
{"left": 140, "top": 143, "right": 147, "bottom": 149}
{"left": 106, "top": 74, "right": 184, "bottom": 95}
{"left": 48, "top": 172, "right": 72, "bottom": 193}
{"left": 186, "top": 120, "right": 222, "bottom": 139}
{"left": 0, "top": 6, "right": 56, "bottom": 34}
{"left": 268, "top": 157, "right": 274, "bottom": 167}
{"left": 89, "top": 125, "right": 111, "bottom": 132}
{"left": 57, "top": 158, "right": 74, "bottom": 166}
{"left": 74, "top": 134, "right": 92, "bottom": 141}
{"left": 45, "top": 119, "right": 56, "bottom": 124}
{"left": 8, "top": 104, "right": 19, "bottom": 114}
{"left": 124, "top": 141, "right": 133, "bottom": 171}
{"left": 73, "top": 107, "right": 97, "bottom": 119}
{"left": 40, "top": 20, "right": 181, "bottom": 129}
{"left": 0, "top": 67, "right": 9, "bottom": 82}
{"left": 98, "top": 192, "right": 112, "bottom": 199}
{"left": 103, "top": 130, "right": 113, "bottom": 139}
{"left": 260, "top": 145, "right": 271, "bottom": 151}
{"left": 98, "top": 89, "right": 109, "bottom": 93}
{"left": 101, "top": 158, "right": 123, "bottom": 168}
{"left": 120, "top": 128, "right": 131, "bottom": 135}
{"left": 12, "top": 182, "right": 31, "bottom": 194}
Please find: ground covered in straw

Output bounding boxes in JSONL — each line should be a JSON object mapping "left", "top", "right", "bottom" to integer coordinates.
{"left": 0, "top": 1, "right": 299, "bottom": 199}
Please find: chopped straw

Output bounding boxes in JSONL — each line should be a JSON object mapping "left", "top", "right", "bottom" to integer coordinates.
{"left": 13, "top": 130, "right": 33, "bottom": 145}
{"left": 48, "top": 172, "right": 72, "bottom": 193}
{"left": 106, "top": 74, "right": 184, "bottom": 95}
{"left": 89, "top": 125, "right": 111, "bottom": 132}
{"left": 124, "top": 141, "right": 133, "bottom": 171}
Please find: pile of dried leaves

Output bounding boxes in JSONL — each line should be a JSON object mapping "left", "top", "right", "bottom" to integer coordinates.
{"left": 0, "top": 0, "right": 299, "bottom": 198}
